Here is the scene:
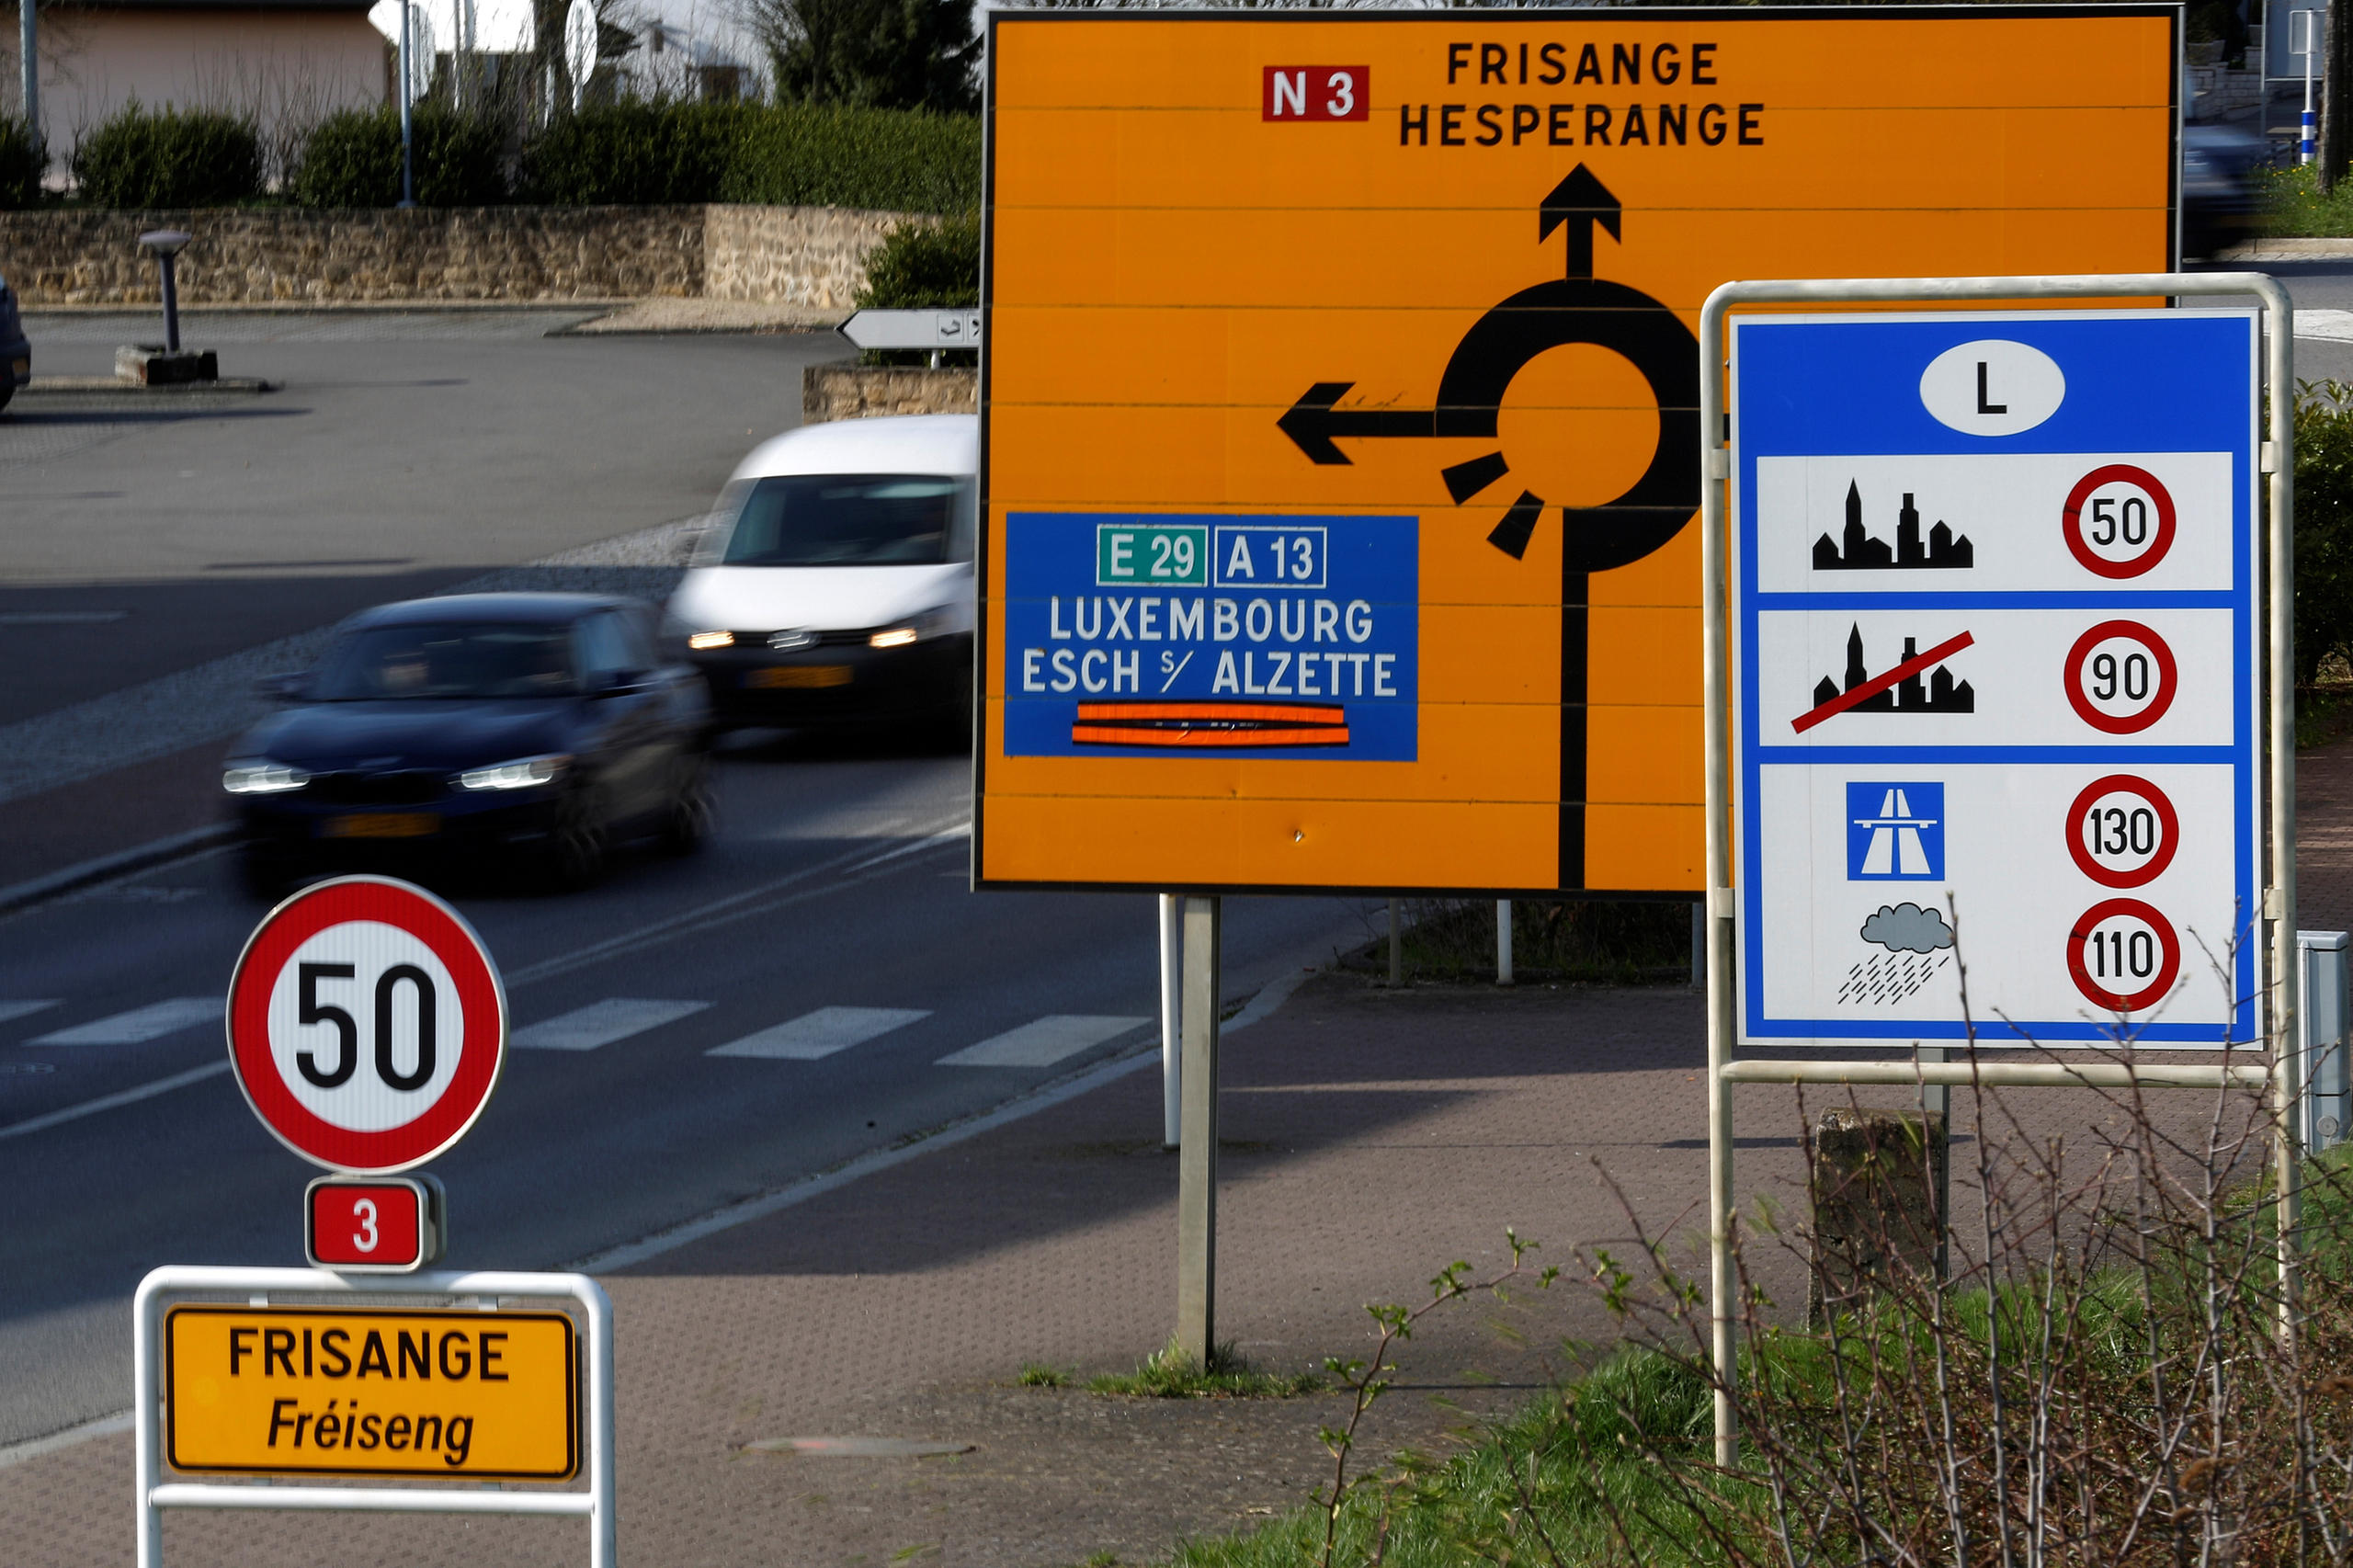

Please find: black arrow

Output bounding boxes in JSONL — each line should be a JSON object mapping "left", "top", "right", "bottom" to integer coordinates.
{"left": 1540, "top": 165, "right": 1620, "bottom": 280}
{"left": 1275, "top": 381, "right": 1438, "bottom": 466}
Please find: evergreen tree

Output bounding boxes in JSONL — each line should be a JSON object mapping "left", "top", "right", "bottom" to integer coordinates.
{"left": 756, "top": 0, "right": 979, "bottom": 113}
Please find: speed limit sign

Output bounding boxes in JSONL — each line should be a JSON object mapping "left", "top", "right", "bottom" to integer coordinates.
{"left": 227, "top": 877, "right": 506, "bottom": 1172}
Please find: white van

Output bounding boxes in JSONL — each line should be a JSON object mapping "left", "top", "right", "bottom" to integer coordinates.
{"left": 666, "top": 414, "right": 977, "bottom": 732}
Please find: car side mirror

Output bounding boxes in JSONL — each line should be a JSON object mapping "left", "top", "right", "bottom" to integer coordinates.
{"left": 256, "top": 672, "right": 307, "bottom": 701}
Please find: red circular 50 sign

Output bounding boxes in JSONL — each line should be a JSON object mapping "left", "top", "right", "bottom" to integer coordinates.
{"left": 227, "top": 877, "right": 506, "bottom": 1173}
{"left": 2062, "top": 464, "right": 2177, "bottom": 579}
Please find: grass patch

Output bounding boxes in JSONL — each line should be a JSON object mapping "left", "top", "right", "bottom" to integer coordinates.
{"left": 1016, "top": 1362, "right": 1070, "bottom": 1389}
{"left": 2259, "top": 162, "right": 2353, "bottom": 236}
{"left": 1087, "top": 1341, "right": 1325, "bottom": 1400}
{"left": 1175, "top": 1142, "right": 2353, "bottom": 1567}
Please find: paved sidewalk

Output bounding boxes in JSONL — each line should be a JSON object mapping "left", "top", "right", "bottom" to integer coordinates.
{"left": 0, "top": 972, "right": 2256, "bottom": 1568}
{"left": 6, "top": 738, "right": 2344, "bottom": 1566}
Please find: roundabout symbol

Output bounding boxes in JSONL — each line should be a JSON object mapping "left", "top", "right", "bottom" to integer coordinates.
{"left": 1277, "top": 165, "right": 1699, "bottom": 573}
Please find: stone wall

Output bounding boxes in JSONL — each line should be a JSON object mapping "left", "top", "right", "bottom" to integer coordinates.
{"left": 802, "top": 365, "right": 977, "bottom": 424}
{"left": 0, "top": 203, "right": 917, "bottom": 308}
{"left": 705, "top": 205, "right": 918, "bottom": 311}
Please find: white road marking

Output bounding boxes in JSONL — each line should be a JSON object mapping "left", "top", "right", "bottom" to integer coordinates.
{"left": 935, "top": 1015, "right": 1150, "bottom": 1069}
{"left": 512, "top": 998, "right": 710, "bottom": 1051}
{"left": 574, "top": 966, "right": 1318, "bottom": 1275}
{"left": 0, "top": 1061, "right": 233, "bottom": 1145}
{"left": 28, "top": 997, "right": 219, "bottom": 1046}
{"left": 0, "top": 1000, "right": 63, "bottom": 1026}
{"left": 706, "top": 1006, "right": 930, "bottom": 1062}
{"left": 2297, "top": 309, "right": 2353, "bottom": 342}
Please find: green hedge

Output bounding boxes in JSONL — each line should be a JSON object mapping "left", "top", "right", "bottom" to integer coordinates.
{"left": 856, "top": 210, "right": 977, "bottom": 307}
{"left": 45, "top": 99, "right": 978, "bottom": 213}
{"left": 520, "top": 103, "right": 745, "bottom": 205}
{"left": 290, "top": 108, "right": 508, "bottom": 208}
{"left": 723, "top": 105, "right": 978, "bottom": 211}
{"left": 0, "top": 117, "right": 40, "bottom": 209}
{"left": 73, "top": 104, "right": 261, "bottom": 207}
{"left": 521, "top": 102, "right": 978, "bottom": 211}
{"left": 2298, "top": 382, "right": 2353, "bottom": 686}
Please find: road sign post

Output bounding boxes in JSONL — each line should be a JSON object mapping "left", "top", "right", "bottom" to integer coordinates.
{"left": 135, "top": 1267, "right": 614, "bottom": 1568}
{"left": 984, "top": 4, "right": 2183, "bottom": 1361}
{"left": 130, "top": 880, "right": 614, "bottom": 1565}
{"left": 1699, "top": 271, "right": 2297, "bottom": 1467}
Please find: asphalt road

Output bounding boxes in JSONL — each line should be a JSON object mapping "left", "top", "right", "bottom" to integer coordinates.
{"left": 0, "top": 309, "right": 1373, "bottom": 1453}
{"left": 0, "top": 738, "right": 1372, "bottom": 1449}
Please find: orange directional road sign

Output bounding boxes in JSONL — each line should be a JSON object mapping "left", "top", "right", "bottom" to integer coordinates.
{"left": 975, "top": 6, "right": 2178, "bottom": 895}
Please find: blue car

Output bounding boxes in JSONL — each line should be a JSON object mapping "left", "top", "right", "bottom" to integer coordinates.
{"left": 0, "top": 269, "right": 28, "bottom": 412}
{"left": 223, "top": 593, "right": 712, "bottom": 895}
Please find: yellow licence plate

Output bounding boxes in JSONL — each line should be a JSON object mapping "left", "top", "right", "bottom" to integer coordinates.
{"left": 323, "top": 812, "right": 438, "bottom": 839}
{"left": 747, "top": 665, "right": 852, "bottom": 689}
{"left": 8, "top": 358, "right": 26, "bottom": 377}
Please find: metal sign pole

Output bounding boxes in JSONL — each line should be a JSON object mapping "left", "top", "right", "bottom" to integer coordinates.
{"left": 1175, "top": 894, "right": 1221, "bottom": 1364}
{"left": 1698, "top": 270, "right": 2299, "bottom": 1464}
{"left": 1159, "top": 892, "right": 1181, "bottom": 1150}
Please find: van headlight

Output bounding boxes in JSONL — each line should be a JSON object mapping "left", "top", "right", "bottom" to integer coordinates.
{"left": 223, "top": 761, "right": 310, "bottom": 794}
{"left": 457, "top": 754, "right": 572, "bottom": 791}
{"left": 870, "top": 608, "right": 958, "bottom": 649}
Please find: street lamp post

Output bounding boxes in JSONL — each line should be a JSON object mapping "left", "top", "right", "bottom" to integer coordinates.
{"left": 397, "top": 0, "right": 415, "bottom": 207}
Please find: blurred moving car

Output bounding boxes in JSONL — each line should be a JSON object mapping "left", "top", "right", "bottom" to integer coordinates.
{"left": 0, "top": 272, "right": 28, "bottom": 413}
{"left": 2183, "top": 121, "right": 2271, "bottom": 260}
{"left": 665, "top": 414, "right": 977, "bottom": 734}
{"left": 223, "top": 593, "right": 711, "bottom": 894}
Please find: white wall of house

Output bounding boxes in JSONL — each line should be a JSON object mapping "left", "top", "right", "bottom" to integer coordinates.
{"left": 3, "top": 6, "right": 386, "bottom": 162}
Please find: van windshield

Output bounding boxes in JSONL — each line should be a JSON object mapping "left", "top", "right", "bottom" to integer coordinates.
{"left": 710, "top": 474, "right": 972, "bottom": 566}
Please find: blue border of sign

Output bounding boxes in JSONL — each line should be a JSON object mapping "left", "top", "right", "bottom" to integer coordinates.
{"left": 1731, "top": 310, "right": 2260, "bottom": 1047}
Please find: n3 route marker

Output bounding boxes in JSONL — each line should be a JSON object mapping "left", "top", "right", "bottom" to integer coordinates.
{"left": 1730, "top": 309, "right": 2260, "bottom": 1047}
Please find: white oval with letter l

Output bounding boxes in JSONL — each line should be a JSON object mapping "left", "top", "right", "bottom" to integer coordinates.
{"left": 1918, "top": 339, "right": 2065, "bottom": 437}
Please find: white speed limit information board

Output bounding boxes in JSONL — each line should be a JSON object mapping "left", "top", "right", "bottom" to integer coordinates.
{"left": 1731, "top": 310, "right": 2259, "bottom": 1047}
{"left": 227, "top": 876, "right": 507, "bottom": 1169}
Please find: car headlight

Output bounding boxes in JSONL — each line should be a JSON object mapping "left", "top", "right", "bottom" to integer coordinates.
{"left": 223, "top": 762, "right": 311, "bottom": 794}
{"left": 870, "top": 608, "right": 958, "bottom": 649}
{"left": 688, "top": 631, "right": 734, "bottom": 651}
{"left": 457, "top": 754, "right": 572, "bottom": 791}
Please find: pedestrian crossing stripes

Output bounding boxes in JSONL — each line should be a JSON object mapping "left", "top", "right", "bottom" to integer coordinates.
{"left": 513, "top": 998, "right": 710, "bottom": 1051}
{"left": 28, "top": 997, "right": 220, "bottom": 1046}
{"left": 6, "top": 992, "right": 1148, "bottom": 1068}
{"left": 706, "top": 1006, "right": 931, "bottom": 1061}
{"left": 935, "top": 1015, "right": 1149, "bottom": 1068}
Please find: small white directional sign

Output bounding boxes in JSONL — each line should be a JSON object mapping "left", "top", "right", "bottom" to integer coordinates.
{"left": 1731, "top": 310, "right": 2260, "bottom": 1049}
{"left": 838, "top": 309, "right": 982, "bottom": 352}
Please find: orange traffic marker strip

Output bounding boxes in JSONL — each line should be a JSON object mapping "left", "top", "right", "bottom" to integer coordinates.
{"left": 1073, "top": 700, "right": 1350, "bottom": 748}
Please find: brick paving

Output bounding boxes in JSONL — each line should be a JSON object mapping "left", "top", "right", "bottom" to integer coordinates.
{"left": 6, "top": 737, "right": 2347, "bottom": 1565}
